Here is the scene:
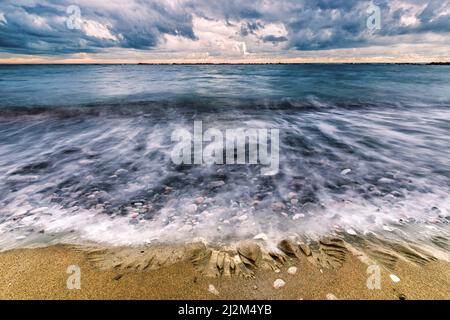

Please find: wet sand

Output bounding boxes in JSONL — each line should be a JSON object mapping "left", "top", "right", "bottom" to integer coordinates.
{"left": 0, "top": 244, "right": 448, "bottom": 300}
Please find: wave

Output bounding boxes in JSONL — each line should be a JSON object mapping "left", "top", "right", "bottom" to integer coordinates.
{"left": 0, "top": 97, "right": 449, "bottom": 253}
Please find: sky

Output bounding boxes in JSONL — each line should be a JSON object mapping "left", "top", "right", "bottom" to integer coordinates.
{"left": 0, "top": 0, "right": 449, "bottom": 63}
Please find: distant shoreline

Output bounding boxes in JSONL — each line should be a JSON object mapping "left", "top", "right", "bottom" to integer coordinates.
{"left": 0, "top": 62, "right": 449, "bottom": 66}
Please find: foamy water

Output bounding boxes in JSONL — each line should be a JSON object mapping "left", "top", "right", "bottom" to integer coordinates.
{"left": 0, "top": 64, "right": 449, "bottom": 252}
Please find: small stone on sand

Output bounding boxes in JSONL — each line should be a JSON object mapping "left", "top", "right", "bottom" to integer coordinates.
{"left": 340, "top": 169, "right": 352, "bottom": 175}
{"left": 390, "top": 274, "right": 400, "bottom": 283}
{"left": 287, "top": 267, "right": 297, "bottom": 275}
{"left": 326, "top": 293, "right": 338, "bottom": 300}
{"left": 273, "top": 279, "right": 286, "bottom": 289}
{"left": 208, "top": 284, "right": 219, "bottom": 295}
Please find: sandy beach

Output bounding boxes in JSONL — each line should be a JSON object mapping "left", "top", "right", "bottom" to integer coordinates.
{"left": 0, "top": 243, "right": 448, "bottom": 300}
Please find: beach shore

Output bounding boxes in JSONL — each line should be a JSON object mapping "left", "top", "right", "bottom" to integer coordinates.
{"left": 0, "top": 244, "right": 448, "bottom": 300}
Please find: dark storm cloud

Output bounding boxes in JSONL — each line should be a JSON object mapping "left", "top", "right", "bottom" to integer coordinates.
{"left": 0, "top": 0, "right": 448, "bottom": 55}
{"left": 262, "top": 35, "right": 288, "bottom": 43}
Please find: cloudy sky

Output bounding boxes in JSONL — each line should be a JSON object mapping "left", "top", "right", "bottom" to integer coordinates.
{"left": 0, "top": 0, "right": 449, "bottom": 63}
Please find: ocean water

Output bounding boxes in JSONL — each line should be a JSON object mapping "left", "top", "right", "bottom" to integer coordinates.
{"left": 0, "top": 64, "right": 449, "bottom": 251}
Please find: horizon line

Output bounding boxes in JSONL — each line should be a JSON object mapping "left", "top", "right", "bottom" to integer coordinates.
{"left": 1, "top": 61, "right": 449, "bottom": 65}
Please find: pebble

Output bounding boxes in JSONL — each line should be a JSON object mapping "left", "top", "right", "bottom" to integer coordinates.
{"left": 15, "top": 236, "right": 26, "bottom": 241}
{"left": 292, "top": 213, "right": 305, "bottom": 220}
{"left": 340, "top": 168, "right": 352, "bottom": 175}
{"left": 346, "top": 228, "right": 357, "bottom": 235}
{"left": 115, "top": 168, "right": 128, "bottom": 176}
{"left": 186, "top": 204, "right": 198, "bottom": 214}
{"left": 287, "top": 267, "right": 297, "bottom": 275}
{"left": 208, "top": 284, "right": 219, "bottom": 295}
{"left": 290, "top": 199, "right": 298, "bottom": 205}
{"left": 164, "top": 186, "right": 173, "bottom": 193}
{"left": 237, "top": 214, "right": 248, "bottom": 221}
{"left": 378, "top": 177, "right": 395, "bottom": 184}
{"left": 271, "top": 202, "right": 285, "bottom": 211}
{"left": 194, "top": 197, "right": 205, "bottom": 204}
{"left": 390, "top": 274, "right": 400, "bottom": 283}
{"left": 209, "top": 181, "right": 225, "bottom": 188}
{"left": 288, "top": 192, "right": 298, "bottom": 199}
{"left": 253, "top": 233, "right": 268, "bottom": 241}
{"left": 273, "top": 279, "right": 286, "bottom": 289}
{"left": 430, "top": 206, "right": 441, "bottom": 215}
{"left": 130, "top": 212, "right": 139, "bottom": 219}
{"left": 326, "top": 293, "right": 338, "bottom": 300}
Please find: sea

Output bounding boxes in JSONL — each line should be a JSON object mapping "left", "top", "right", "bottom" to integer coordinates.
{"left": 0, "top": 64, "right": 449, "bottom": 253}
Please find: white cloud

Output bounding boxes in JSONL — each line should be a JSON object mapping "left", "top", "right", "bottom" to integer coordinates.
{"left": 161, "top": 16, "right": 248, "bottom": 57}
{"left": 0, "top": 12, "right": 6, "bottom": 25}
{"left": 0, "top": 0, "right": 449, "bottom": 62}
{"left": 81, "top": 19, "right": 121, "bottom": 41}
{"left": 160, "top": 16, "right": 288, "bottom": 58}
{"left": 254, "top": 22, "right": 288, "bottom": 39}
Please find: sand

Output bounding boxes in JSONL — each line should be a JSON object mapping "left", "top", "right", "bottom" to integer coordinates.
{"left": 0, "top": 244, "right": 448, "bottom": 300}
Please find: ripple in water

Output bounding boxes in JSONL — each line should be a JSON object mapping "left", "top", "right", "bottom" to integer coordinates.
{"left": 0, "top": 100, "right": 449, "bottom": 253}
